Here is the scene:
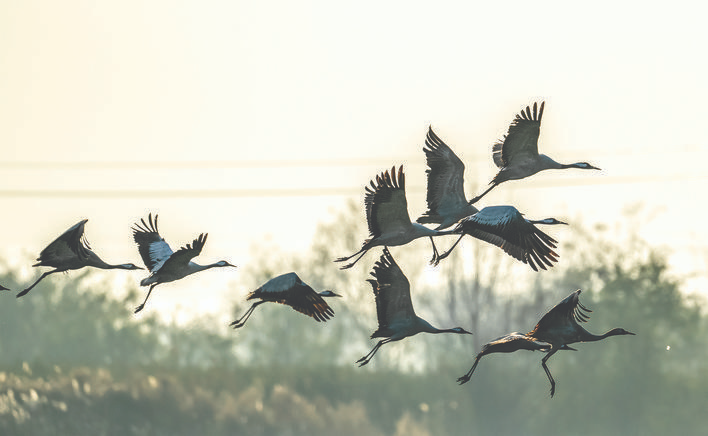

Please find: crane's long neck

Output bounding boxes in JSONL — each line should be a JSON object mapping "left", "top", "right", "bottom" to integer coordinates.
{"left": 419, "top": 320, "right": 462, "bottom": 335}
{"left": 582, "top": 328, "right": 626, "bottom": 342}
{"left": 188, "top": 262, "right": 220, "bottom": 274}
{"left": 85, "top": 253, "right": 121, "bottom": 270}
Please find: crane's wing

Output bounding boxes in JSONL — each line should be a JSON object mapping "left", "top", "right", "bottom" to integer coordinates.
{"left": 365, "top": 166, "right": 412, "bottom": 237}
{"left": 492, "top": 101, "right": 544, "bottom": 168}
{"left": 417, "top": 127, "right": 477, "bottom": 226}
{"left": 367, "top": 248, "right": 415, "bottom": 336}
{"left": 132, "top": 213, "right": 174, "bottom": 273}
{"left": 482, "top": 332, "right": 552, "bottom": 353}
{"left": 531, "top": 290, "right": 591, "bottom": 337}
{"left": 456, "top": 205, "right": 559, "bottom": 271}
{"left": 248, "top": 272, "right": 334, "bottom": 322}
{"left": 160, "top": 233, "right": 208, "bottom": 271}
{"left": 35, "top": 219, "right": 92, "bottom": 264}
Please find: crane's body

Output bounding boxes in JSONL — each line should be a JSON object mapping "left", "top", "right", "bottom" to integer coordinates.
{"left": 417, "top": 127, "right": 479, "bottom": 230}
{"left": 17, "top": 219, "right": 141, "bottom": 298}
{"left": 230, "top": 272, "right": 341, "bottom": 328}
{"left": 132, "top": 213, "right": 235, "bottom": 313}
{"left": 356, "top": 248, "right": 472, "bottom": 366}
{"left": 470, "top": 102, "right": 600, "bottom": 203}
{"left": 457, "top": 289, "right": 634, "bottom": 397}
{"left": 335, "top": 166, "right": 446, "bottom": 269}
{"left": 432, "top": 205, "right": 566, "bottom": 271}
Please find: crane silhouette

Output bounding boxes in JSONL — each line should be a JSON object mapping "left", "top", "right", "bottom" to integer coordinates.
{"left": 470, "top": 101, "right": 600, "bottom": 203}
{"left": 17, "top": 219, "right": 142, "bottom": 298}
{"left": 416, "top": 126, "right": 480, "bottom": 230}
{"left": 457, "top": 289, "right": 634, "bottom": 397}
{"left": 356, "top": 248, "right": 472, "bottom": 366}
{"left": 431, "top": 205, "right": 566, "bottom": 271}
{"left": 335, "top": 166, "right": 447, "bottom": 269}
{"left": 230, "top": 272, "right": 341, "bottom": 329}
{"left": 132, "top": 213, "right": 236, "bottom": 313}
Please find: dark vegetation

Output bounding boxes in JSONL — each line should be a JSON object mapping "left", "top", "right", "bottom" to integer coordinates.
{"left": 1, "top": 203, "right": 707, "bottom": 435}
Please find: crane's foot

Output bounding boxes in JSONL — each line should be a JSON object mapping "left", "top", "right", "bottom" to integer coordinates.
{"left": 356, "top": 356, "right": 371, "bottom": 367}
{"left": 457, "top": 375, "right": 471, "bottom": 385}
{"left": 338, "top": 262, "right": 355, "bottom": 270}
{"left": 549, "top": 386, "right": 556, "bottom": 398}
{"left": 429, "top": 253, "right": 437, "bottom": 265}
{"left": 134, "top": 304, "right": 145, "bottom": 314}
{"left": 230, "top": 321, "right": 245, "bottom": 329}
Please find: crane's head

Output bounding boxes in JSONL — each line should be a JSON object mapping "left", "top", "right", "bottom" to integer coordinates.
{"left": 573, "top": 162, "right": 601, "bottom": 170}
{"left": 319, "top": 290, "right": 342, "bottom": 298}
{"left": 215, "top": 261, "right": 237, "bottom": 268}
{"left": 120, "top": 263, "right": 143, "bottom": 270}
{"left": 449, "top": 327, "right": 473, "bottom": 335}
{"left": 607, "top": 327, "right": 635, "bottom": 337}
{"left": 538, "top": 218, "right": 568, "bottom": 225}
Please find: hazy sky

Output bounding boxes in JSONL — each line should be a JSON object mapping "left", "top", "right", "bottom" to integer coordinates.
{"left": 2, "top": 1, "right": 707, "bottom": 320}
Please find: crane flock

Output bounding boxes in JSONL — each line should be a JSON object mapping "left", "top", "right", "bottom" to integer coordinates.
{"left": 4, "top": 101, "right": 631, "bottom": 398}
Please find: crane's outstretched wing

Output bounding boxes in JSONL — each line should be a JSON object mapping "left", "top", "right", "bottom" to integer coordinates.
{"left": 367, "top": 248, "right": 415, "bottom": 337}
{"left": 132, "top": 213, "right": 174, "bottom": 273}
{"left": 365, "top": 166, "right": 412, "bottom": 237}
{"left": 35, "top": 219, "right": 92, "bottom": 265}
{"left": 417, "top": 127, "right": 478, "bottom": 228}
{"left": 531, "top": 289, "right": 591, "bottom": 338}
{"left": 456, "top": 205, "right": 559, "bottom": 271}
{"left": 492, "top": 101, "right": 544, "bottom": 168}
{"left": 247, "top": 272, "right": 335, "bottom": 322}
{"left": 160, "top": 233, "right": 208, "bottom": 271}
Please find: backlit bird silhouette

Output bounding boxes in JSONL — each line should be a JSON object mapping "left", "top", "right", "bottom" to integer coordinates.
{"left": 335, "top": 166, "right": 446, "bottom": 269}
{"left": 356, "top": 248, "right": 472, "bottom": 366}
{"left": 416, "top": 126, "right": 480, "bottom": 230}
{"left": 17, "top": 219, "right": 142, "bottom": 298}
{"left": 132, "top": 213, "right": 236, "bottom": 313}
{"left": 431, "top": 205, "right": 566, "bottom": 271}
{"left": 470, "top": 101, "right": 600, "bottom": 203}
{"left": 457, "top": 289, "right": 635, "bottom": 397}
{"left": 230, "top": 272, "right": 341, "bottom": 329}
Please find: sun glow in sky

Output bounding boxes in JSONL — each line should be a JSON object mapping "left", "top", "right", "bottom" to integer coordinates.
{"left": 2, "top": 1, "right": 707, "bottom": 320}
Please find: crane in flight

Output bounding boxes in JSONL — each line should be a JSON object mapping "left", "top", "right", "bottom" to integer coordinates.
{"left": 431, "top": 205, "right": 566, "bottom": 271}
{"left": 470, "top": 101, "right": 600, "bottom": 204}
{"left": 132, "top": 213, "right": 236, "bottom": 313}
{"left": 17, "top": 219, "right": 141, "bottom": 298}
{"left": 335, "top": 166, "right": 447, "bottom": 269}
{"left": 416, "top": 126, "right": 480, "bottom": 230}
{"left": 357, "top": 248, "right": 472, "bottom": 366}
{"left": 457, "top": 289, "right": 634, "bottom": 397}
{"left": 230, "top": 272, "right": 341, "bottom": 329}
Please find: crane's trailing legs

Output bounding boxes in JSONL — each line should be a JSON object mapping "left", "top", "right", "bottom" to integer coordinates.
{"left": 17, "top": 270, "right": 60, "bottom": 298}
{"left": 134, "top": 284, "right": 157, "bottom": 314}
{"left": 230, "top": 301, "right": 266, "bottom": 329}
{"left": 456, "top": 354, "right": 483, "bottom": 385}
{"left": 469, "top": 183, "right": 497, "bottom": 205}
{"left": 334, "top": 247, "right": 370, "bottom": 270}
{"left": 430, "top": 234, "right": 464, "bottom": 266}
{"left": 356, "top": 338, "right": 392, "bottom": 367}
{"left": 541, "top": 348, "right": 560, "bottom": 397}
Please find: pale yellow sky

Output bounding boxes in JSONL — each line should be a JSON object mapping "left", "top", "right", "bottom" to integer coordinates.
{"left": 2, "top": 1, "right": 707, "bottom": 320}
